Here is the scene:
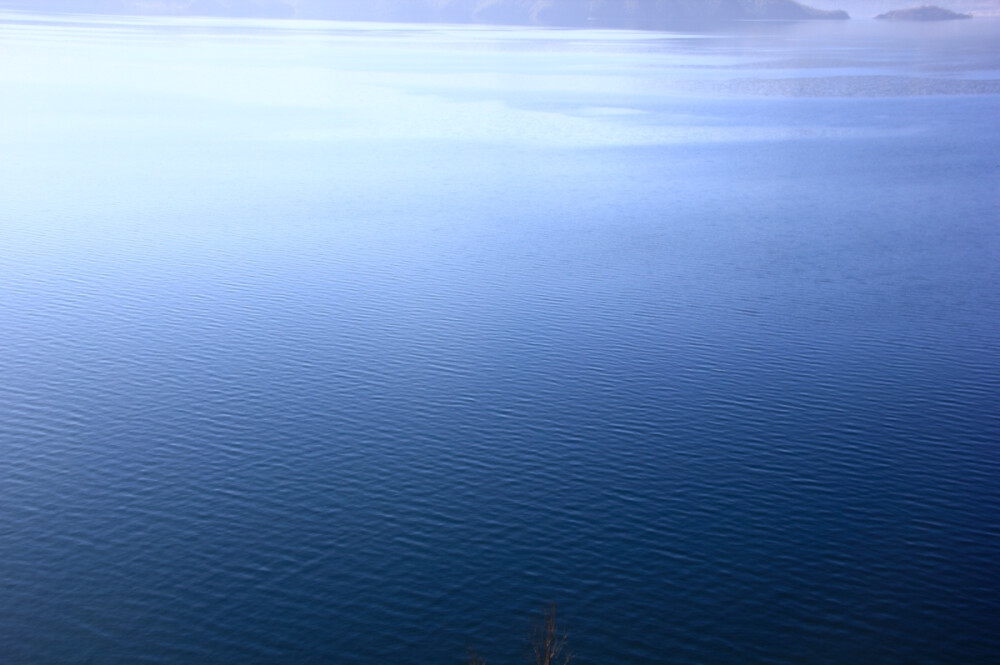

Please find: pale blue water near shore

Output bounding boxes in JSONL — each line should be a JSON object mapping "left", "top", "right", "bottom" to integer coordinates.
{"left": 1, "top": 12, "right": 999, "bottom": 664}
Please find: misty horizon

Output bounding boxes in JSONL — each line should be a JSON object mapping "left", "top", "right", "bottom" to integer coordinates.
{"left": 3, "top": 0, "right": 999, "bottom": 23}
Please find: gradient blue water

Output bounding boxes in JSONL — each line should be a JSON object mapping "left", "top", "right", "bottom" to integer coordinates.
{"left": 1, "top": 13, "right": 999, "bottom": 665}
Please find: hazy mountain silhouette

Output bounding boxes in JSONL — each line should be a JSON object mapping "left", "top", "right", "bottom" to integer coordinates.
{"left": 875, "top": 5, "right": 972, "bottom": 20}
{"left": 0, "top": 0, "right": 851, "bottom": 27}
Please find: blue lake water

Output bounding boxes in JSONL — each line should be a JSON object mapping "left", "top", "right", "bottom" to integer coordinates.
{"left": 1, "top": 12, "right": 999, "bottom": 664}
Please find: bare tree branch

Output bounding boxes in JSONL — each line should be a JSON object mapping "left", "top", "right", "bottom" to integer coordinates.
{"left": 531, "top": 604, "right": 571, "bottom": 665}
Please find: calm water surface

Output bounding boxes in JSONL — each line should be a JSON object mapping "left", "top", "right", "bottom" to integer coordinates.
{"left": 1, "top": 12, "right": 998, "bottom": 664}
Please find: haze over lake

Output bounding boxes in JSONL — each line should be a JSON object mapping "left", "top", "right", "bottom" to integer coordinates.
{"left": 1, "top": 9, "right": 998, "bottom": 665}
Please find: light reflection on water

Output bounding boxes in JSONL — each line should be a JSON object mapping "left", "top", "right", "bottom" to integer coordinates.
{"left": 1, "top": 12, "right": 998, "bottom": 665}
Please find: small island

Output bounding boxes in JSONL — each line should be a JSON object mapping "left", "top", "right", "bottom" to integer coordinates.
{"left": 875, "top": 6, "right": 972, "bottom": 20}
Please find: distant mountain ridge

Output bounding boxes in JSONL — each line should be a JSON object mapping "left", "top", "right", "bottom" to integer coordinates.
{"left": 875, "top": 5, "right": 972, "bottom": 20}
{"left": 0, "top": 0, "right": 851, "bottom": 27}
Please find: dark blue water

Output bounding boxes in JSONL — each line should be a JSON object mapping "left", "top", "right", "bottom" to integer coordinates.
{"left": 1, "top": 13, "right": 998, "bottom": 664}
